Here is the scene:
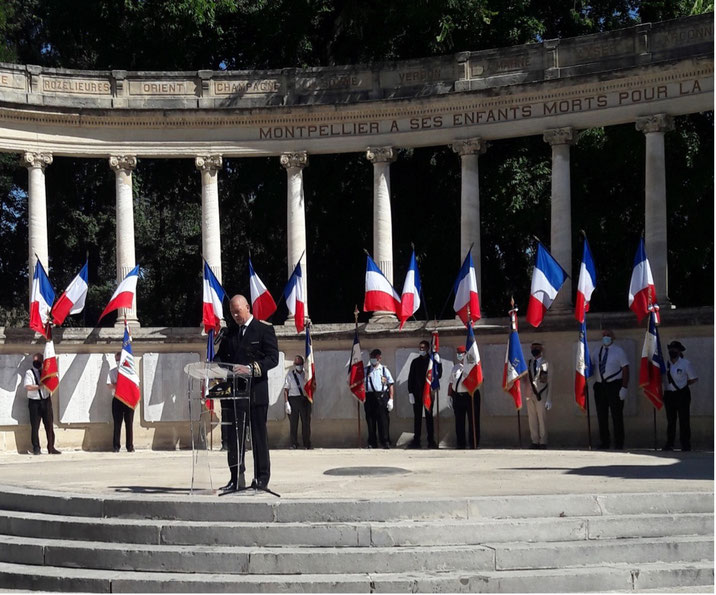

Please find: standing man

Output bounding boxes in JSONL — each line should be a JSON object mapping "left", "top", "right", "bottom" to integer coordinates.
{"left": 526, "top": 341, "right": 551, "bottom": 449}
{"left": 216, "top": 294, "right": 279, "bottom": 491}
{"left": 593, "top": 329, "right": 630, "bottom": 450}
{"left": 663, "top": 340, "right": 698, "bottom": 452}
{"left": 24, "top": 353, "right": 60, "bottom": 455}
{"left": 407, "top": 340, "right": 442, "bottom": 449}
{"left": 107, "top": 351, "right": 134, "bottom": 453}
{"left": 283, "top": 354, "right": 312, "bottom": 450}
{"left": 448, "top": 345, "right": 478, "bottom": 449}
{"left": 364, "top": 349, "right": 394, "bottom": 449}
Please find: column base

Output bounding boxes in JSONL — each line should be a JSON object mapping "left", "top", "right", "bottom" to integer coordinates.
{"left": 368, "top": 311, "right": 399, "bottom": 326}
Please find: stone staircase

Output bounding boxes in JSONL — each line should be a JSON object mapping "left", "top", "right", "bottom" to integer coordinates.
{"left": 0, "top": 485, "right": 712, "bottom": 592}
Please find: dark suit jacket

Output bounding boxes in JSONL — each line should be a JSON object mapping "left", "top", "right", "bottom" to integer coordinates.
{"left": 216, "top": 317, "right": 279, "bottom": 406}
{"left": 408, "top": 354, "right": 443, "bottom": 396}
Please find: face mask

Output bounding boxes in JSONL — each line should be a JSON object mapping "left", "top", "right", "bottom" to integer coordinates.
{"left": 369, "top": 358, "right": 378, "bottom": 366}
{"left": 668, "top": 350, "right": 679, "bottom": 359}
{"left": 457, "top": 353, "right": 465, "bottom": 362}
{"left": 32, "top": 361, "right": 42, "bottom": 369}
{"left": 419, "top": 349, "right": 427, "bottom": 357}
{"left": 295, "top": 365, "right": 303, "bottom": 372}
{"left": 531, "top": 349, "right": 541, "bottom": 357}
{"left": 602, "top": 336, "right": 613, "bottom": 346}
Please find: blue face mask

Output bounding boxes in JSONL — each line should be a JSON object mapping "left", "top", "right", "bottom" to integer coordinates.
{"left": 602, "top": 336, "right": 613, "bottom": 346}
{"left": 419, "top": 350, "right": 427, "bottom": 357}
{"left": 369, "top": 358, "right": 378, "bottom": 366}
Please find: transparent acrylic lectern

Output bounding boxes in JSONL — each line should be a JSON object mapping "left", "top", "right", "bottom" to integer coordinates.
{"left": 184, "top": 362, "right": 252, "bottom": 495}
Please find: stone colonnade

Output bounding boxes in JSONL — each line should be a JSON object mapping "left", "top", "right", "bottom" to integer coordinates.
{"left": 24, "top": 113, "right": 675, "bottom": 323}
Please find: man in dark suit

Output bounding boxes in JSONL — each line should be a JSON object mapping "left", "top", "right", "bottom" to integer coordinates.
{"left": 216, "top": 294, "right": 279, "bottom": 491}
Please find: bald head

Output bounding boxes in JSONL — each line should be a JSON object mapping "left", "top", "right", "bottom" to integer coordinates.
{"left": 230, "top": 294, "right": 251, "bottom": 325}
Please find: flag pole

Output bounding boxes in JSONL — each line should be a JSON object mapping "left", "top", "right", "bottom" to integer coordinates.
{"left": 585, "top": 380, "right": 593, "bottom": 450}
{"left": 433, "top": 318, "right": 440, "bottom": 445}
{"left": 509, "top": 297, "right": 522, "bottom": 448}
{"left": 653, "top": 409, "right": 657, "bottom": 451}
{"left": 354, "top": 305, "right": 362, "bottom": 449}
{"left": 517, "top": 409, "right": 522, "bottom": 448}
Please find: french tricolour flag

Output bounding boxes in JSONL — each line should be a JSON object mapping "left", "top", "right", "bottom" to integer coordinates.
{"left": 304, "top": 323, "right": 316, "bottom": 403}
{"left": 347, "top": 326, "right": 365, "bottom": 402}
{"left": 575, "top": 238, "right": 596, "bottom": 324}
{"left": 526, "top": 242, "right": 568, "bottom": 328}
{"left": 502, "top": 309, "right": 527, "bottom": 410}
{"left": 453, "top": 250, "right": 480, "bottom": 326}
{"left": 628, "top": 238, "right": 659, "bottom": 323}
{"left": 364, "top": 255, "right": 400, "bottom": 314}
{"left": 52, "top": 261, "right": 88, "bottom": 326}
{"left": 99, "top": 265, "right": 140, "bottom": 322}
{"left": 398, "top": 250, "right": 421, "bottom": 329}
{"left": 29, "top": 259, "right": 54, "bottom": 338}
{"left": 115, "top": 320, "right": 141, "bottom": 410}
{"left": 249, "top": 258, "right": 277, "bottom": 321}
{"left": 202, "top": 261, "right": 225, "bottom": 333}
{"left": 639, "top": 310, "right": 665, "bottom": 410}
{"left": 283, "top": 262, "right": 305, "bottom": 333}
{"left": 40, "top": 326, "right": 59, "bottom": 395}
{"left": 461, "top": 322, "right": 484, "bottom": 397}
{"left": 574, "top": 320, "right": 593, "bottom": 411}
{"left": 422, "top": 331, "right": 440, "bottom": 408}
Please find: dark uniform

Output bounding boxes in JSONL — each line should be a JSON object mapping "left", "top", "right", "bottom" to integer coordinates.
{"left": 407, "top": 353, "right": 442, "bottom": 447}
{"left": 216, "top": 316, "right": 279, "bottom": 488}
{"left": 663, "top": 342, "right": 697, "bottom": 451}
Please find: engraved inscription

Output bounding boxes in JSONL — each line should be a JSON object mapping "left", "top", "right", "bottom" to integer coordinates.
{"left": 664, "top": 24, "right": 713, "bottom": 44}
{"left": 0, "top": 72, "right": 25, "bottom": 90}
{"left": 128, "top": 80, "right": 196, "bottom": 95}
{"left": 295, "top": 72, "right": 370, "bottom": 92}
{"left": 214, "top": 80, "right": 281, "bottom": 95}
{"left": 42, "top": 77, "right": 111, "bottom": 94}
{"left": 493, "top": 56, "right": 530, "bottom": 71}
{"left": 574, "top": 41, "right": 621, "bottom": 60}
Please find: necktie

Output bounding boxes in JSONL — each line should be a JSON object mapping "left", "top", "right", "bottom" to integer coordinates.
{"left": 533, "top": 360, "right": 538, "bottom": 377}
{"left": 599, "top": 347, "right": 608, "bottom": 379}
{"left": 240, "top": 325, "right": 246, "bottom": 339}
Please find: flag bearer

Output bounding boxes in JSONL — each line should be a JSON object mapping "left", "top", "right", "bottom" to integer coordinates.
{"left": 526, "top": 341, "right": 551, "bottom": 449}
{"left": 592, "top": 329, "right": 630, "bottom": 450}
{"left": 283, "top": 355, "right": 312, "bottom": 449}
{"left": 364, "top": 349, "right": 394, "bottom": 449}
{"left": 662, "top": 341, "right": 698, "bottom": 452}
{"left": 448, "top": 346, "right": 478, "bottom": 449}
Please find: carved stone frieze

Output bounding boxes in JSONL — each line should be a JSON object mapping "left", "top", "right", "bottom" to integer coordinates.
{"left": 451, "top": 138, "right": 487, "bottom": 156}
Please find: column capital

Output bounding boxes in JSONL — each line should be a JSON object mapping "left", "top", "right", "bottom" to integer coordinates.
{"left": 543, "top": 127, "right": 575, "bottom": 146}
{"left": 280, "top": 151, "right": 309, "bottom": 170}
{"left": 194, "top": 154, "right": 223, "bottom": 173}
{"left": 366, "top": 146, "right": 396, "bottom": 164}
{"left": 22, "top": 152, "right": 53, "bottom": 169}
{"left": 635, "top": 113, "right": 674, "bottom": 134}
{"left": 451, "top": 137, "right": 487, "bottom": 156}
{"left": 109, "top": 155, "right": 137, "bottom": 172}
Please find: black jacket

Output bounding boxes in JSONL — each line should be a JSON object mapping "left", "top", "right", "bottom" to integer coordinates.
{"left": 408, "top": 354, "right": 443, "bottom": 396}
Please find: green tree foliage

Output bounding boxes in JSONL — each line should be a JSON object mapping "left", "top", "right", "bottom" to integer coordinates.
{"left": 0, "top": 0, "right": 711, "bottom": 327}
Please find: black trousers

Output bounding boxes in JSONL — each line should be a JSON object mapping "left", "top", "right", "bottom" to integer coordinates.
{"left": 664, "top": 387, "right": 691, "bottom": 450}
{"left": 412, "top": 395, "right": 435, "bottom": 445}
{"left": 223, "top": 397, "right": 249, "bottom": 482}
{"left": 593, "top": 380, "right": 624, "bottom": 449}
{"left": 364, "top": 391, "right": 390, "bottom": 447}
{"left": 288, "top": 395, "right": 312, "bottom": 448}
{"left": 112, "top": 397, "right": 134, "bottom": 451}
{"left": 28, "top": 397, "right": 55, "bottom": 451}
{"left": 454, "top": 391, "right": 480, "bottom": 448}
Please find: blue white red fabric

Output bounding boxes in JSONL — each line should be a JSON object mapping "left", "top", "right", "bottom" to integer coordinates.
{"left": 526, "top": 243, "right": 568, "bottom": 328}
{"left": 421, "top": 332, "right": 440, "bottom": 409}
{"left": 347, "top": 327, "right": 365, "bottom": 402}
{"left": 453, "top": 250, "right": 480, "bottom": 325}
{"left": 283, "top": 262, "right": 305, "bottom": 333}
{"left": 51, "top": 261, "right": 88, "bottom": 326}
{"left": 575, "top": 239, "right": 596, "bottom": 324}
{"left": 364, "top": 255, "right": 400, "bottom": 314}
{"left": 639, "top": 311, "right": 665, "bottom": 410}
{"left": 203, "top": 329, "right": 216, "bottom": 411}
{"left": 304, "top": 324, "right": 316, "bottom": 402}
{"left": 40, "top": 326, "right": 59, "bottom": 395}
{"left": 502, "top": 309, "right": 527, "bottom": 409}
{"left": 248, "top": 258, "right": 277, "bottom": 321}
{"left": 99, "top": 265, "right": 140, "bottom": 322}
{"left": 115, "top": 320, "right": 141, "bottom": 410}
{"left": 202, "top": 261, "right": 225, "bottom": 333}
{"left": 461, "top": 322, "right": 484, "bottom": 396}
{"left": 574, "top": 320, "right": 593, "bottom": 411}
{"left": 399, "top": 250, "right": 421, "bottom": 329}
{"left": 628, "top": 238, "right": 660, "bottom": 323}
{"left": 29, "top": 259, "right": 54, "bottom": 338}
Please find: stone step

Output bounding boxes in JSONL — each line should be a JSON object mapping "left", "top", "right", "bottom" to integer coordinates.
{"left": 0, "top": 485, "right": 711, "bottom": 523}
{"left": 0, "top": 509, "right": 711, "bottom": 547}
{"left": 0, "top": 534, "right": 711, "bottom": 575}
{"left": 0, "top": 560, "right": 712, "bottom": 592}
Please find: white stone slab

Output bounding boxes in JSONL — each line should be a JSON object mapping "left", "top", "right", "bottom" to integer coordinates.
{"left": 481, "top": 342, "right": 530, "bottom": 416}
{"left": 143, "top": 353, "right": 199, "bottom": 422}
{"left": 0, "top": 354, "right": 32, "bottom": 426}
{"left": 312, "top": 350, "right": 362, "bottom": 421}
{"left": 58, "top": 353, "right": 115, "bottom": 423}
{"left": 395, "top": 348, "right": 456, "bottom": 420}
{"left": 266, "top": 352, "right": 286, "bottom": 422}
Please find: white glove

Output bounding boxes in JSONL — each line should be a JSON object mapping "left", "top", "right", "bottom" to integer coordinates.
{"left": 448, "top": 396, "right": 453, "bottom": 409}
{"left": 408, "top": 393, "right": 415, "bottom": 405}
{"left": 619, "top": 387, "right": 628, "bottom": 400}
{"left": 544, "top": 400, "right": 552, "bottom": 411}
{"left": 433, "top": 353, "right": 441, "bottom": 363}
{"left": 387, "top": 399, "right": 394, "bottom": 412}
{"left": 285, "top": 401, "right": 292, "bottom": 415}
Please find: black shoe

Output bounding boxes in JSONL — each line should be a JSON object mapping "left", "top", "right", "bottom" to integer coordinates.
{"left": 383, "top": 443, "right": 391, "bottom": 450}
{"left": 220, "top": 480, "right": 237, "bottom": 491}
{"left": 48, "top": 448, "right": 61, "bottom": 455}
{"left": 32, "top": 447, "right": 41, "bottom": 455}
{"left": 126, "top": 447, "right": 134, "bottom": 453}
{"left": 682, "top": 446, "right": 692, "bottom": 452}
{"left": 597, "top": 444, "right": 610, "bottom": 450}
{"left": 407, "top": 441, "right": 420, "bottom": 449}
{"left": 538, "top": 444, "right": 547, "bottom": 450}
{"left": 428, "top": 442, "right": 439, "bottom": 449}
{"left": 305, "top": 444, "right": 312, "bottom": 450}
{"left": 662, "top": 444, "right": 674, "bottom": 451}
{"left": 290, "top": 444, "right": 298, "bottom": 450}
{"left": 112, "top": 448, "right": 120, "bottom": 453}
{"left": 251, "top": 479, "right": 269, "bottom": 490}
{"left": 530, "top": 443, "right": 540, "bottom": 449}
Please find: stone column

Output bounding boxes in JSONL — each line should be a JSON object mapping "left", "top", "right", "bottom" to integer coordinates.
{"left": 109, "top": 155, "right": 139, "bottom": 326}
{"left": 280, "top": 151, "right": 309, "bottom": 323}
{"left": 195, "top": 155, "right": 223, "bottom": 283}
{"left": 366, "top": 147, "right": 397, "bottom": 322}
{"left": 636, "top": 113, "right": 673, "bottom": 305}
{"left": 24, "top": 151, "right": 53, "bottom": 302}
{"left": 451, "top": 138, "right": 486, "bottom": 297}
{"left": 543, "top": 127, "right": 575, "bottom": 310}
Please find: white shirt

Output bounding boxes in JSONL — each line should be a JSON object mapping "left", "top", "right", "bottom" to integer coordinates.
{"left": 107, "top": 365, "right": 119, "bottom": 393}
{"left": 24, "top": 368, "right": 47, "bottom": 400}
{"left": 665, "top": 357, "right": 697, "bottom": 391}
{"left": 449, "top": 362, "right": 466, "bottom": 393}
{"left": 594, "top": 343, "right": 629, "bottom": 382}
{"left": 527, "top": 357, "right": 550, "bottom": 400}
{"left": 365, "top": 364, "right": 393, "bottom": 393}
{"left": 283, "top": 368, "right": 306, "bottom": 396}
